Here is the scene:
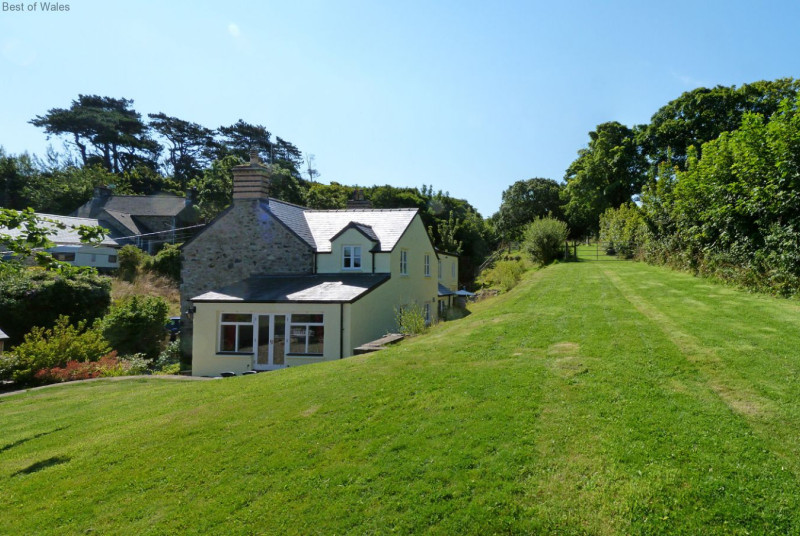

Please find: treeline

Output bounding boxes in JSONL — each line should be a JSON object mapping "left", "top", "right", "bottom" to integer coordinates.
{"left": 1, "top": 95, "right": 493, "bottom": 281}
{"left": 493, "top": 78, "right": 800, "bottom": 296}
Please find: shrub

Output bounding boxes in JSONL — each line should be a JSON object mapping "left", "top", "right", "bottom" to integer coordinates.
{"left": 33, "top": 351, "right": 135, "bottom": 383}
{"left": 0, "top": 268, "right": 111, "bottom": 346}
{"left": 118, "top": 353, "right": 153, "bottom": 375}
{"left": 117, "top": 245, "right": 148, "bottom": 282}
{"left": 9, "top": 316, "right": 111, "bottom": 384}
{"left": 482, "top": 259, "right": 526, "bottom": 292}
{"left": 523, "top": 217, "right": 568, "bottom": 265}
{"left": 153, "top": 340, "right": 181, "bottom": 373}
{"left": 395, "top": 303, "right": 428, "bottom": 336}
{"left": 102, "top": 295, "right": 169, "bottom": 359}
{"left": 144, "top": 243, "right": 182, "bottom": 281}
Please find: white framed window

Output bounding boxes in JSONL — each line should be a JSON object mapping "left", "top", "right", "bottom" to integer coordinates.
{"left": 343, "top": 245, "right": 362, "bottom": 270}
{"left": 219, "top": 313, "right": 254, "bottom": 353}
{"left": 424, "top": 254, "right": 431, "bottom": 277}
{"left": 438, "top": 260, "right": 442, "bottom": 279}
{"left": 424, "top": 303, "right": 431, "bottom": 325}
{"left": 452, "top": 263, "right": 456, "bottom": 278}
{"left": 289, "top": 314, "right": 325, "bottom": 355}
{"left": 400, "top": 249, "right": 408, "bottom": 275}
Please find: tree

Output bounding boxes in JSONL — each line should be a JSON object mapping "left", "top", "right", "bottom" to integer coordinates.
{"left": 304, "top": 182, "right": 351, "bottom": 209}
{"left": 494, "top": 178, "right": 564, "bottom": 242}
{"left": 0, "top": 149, "right": 37, "bottom": 209}
{"left": 217, "top": 120, "right": 275, "bottom": 163}
{"left": 30, "top": 95, "right": 161, "bottom": 174}
{"left": 562, "top": 121, "right": 647, "bottom": 237}
{"left": 640, "top": 79, "right": 800, "bottom": 170}
{"left": 148, "top": 112, "right": 218, "bottom": 190}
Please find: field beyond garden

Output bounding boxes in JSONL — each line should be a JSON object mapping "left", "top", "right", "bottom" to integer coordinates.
{"left": 3, "top": 256, "right": 800, "bottom": 534}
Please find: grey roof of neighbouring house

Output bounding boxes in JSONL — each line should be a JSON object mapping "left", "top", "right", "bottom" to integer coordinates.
{"left": 267, "top": 199, "right": 418, "bottom": 253}
{"left": 191, "top": 273, "right": 391, "bottom": 303}
{"left": 0, "top": 213, "right": 121, "bottom": 247}
{"left": 75, "top": 194, "right": 189, "bottom": 219}
{"left": 0, "top": 328, "right": 8, "bottom": 340}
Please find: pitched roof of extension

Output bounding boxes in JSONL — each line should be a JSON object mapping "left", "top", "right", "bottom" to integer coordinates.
{"left": 191, "top": 273, "right": 391, "bottom": 303}
{"left": 267, "top": 199, "right": 417, "bottom": 253}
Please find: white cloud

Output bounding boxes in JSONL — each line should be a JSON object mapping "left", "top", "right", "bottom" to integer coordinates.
{"left": 228, "top": 23, "right": 241, "bottom": 38}
{"left": 2, "top": 38, "right": 37, "bottom": 67}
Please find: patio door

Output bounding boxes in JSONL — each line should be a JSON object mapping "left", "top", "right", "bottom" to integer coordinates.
{"left": 255, "top": 314, "right": 287, "bottom": 370}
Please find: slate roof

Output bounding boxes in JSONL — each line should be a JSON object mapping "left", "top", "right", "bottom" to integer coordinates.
{"left": 84, "top": 194, "right": 188, "bottom": 218}
{"left": 101, "top": 210, "right": 144, "bottom": 236}
{"left": 192, "top": 273, "right": 391, "bottom": 303}
{"left": 266, "top": 199, "right": 417, "bottom": 253}
{"left": 0, "top": 328, "right": 8, "bottom": 340}
{"left": 0, "top": 213, "right": 121, "bottom": 247}
{"left": 438, "top": 283, "right": 455, "bottom": 297}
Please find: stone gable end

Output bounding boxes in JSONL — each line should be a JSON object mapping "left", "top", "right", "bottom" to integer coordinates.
{"left": 180, "top": 199, "right": 313, "bottom": 317}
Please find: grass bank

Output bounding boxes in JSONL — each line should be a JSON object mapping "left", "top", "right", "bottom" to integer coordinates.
{"left": 2, "top": 258, "right": 800, "bottom": 534}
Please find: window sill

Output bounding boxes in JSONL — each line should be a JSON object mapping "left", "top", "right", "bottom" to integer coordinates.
{"left": 286, "top": 353, "right": 324, "bottom": 357}
{"left": 216, "top": 351, "right": 254, "bottom": 356}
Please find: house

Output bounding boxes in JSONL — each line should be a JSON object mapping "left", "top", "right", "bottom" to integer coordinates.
{"left": 1, "top": 213, "right": 121, "bottom": 270}
{"left": 72, "top": 187, "right": 199, "bottom": 253}
{"left": 181, "top": 152, "right": 457, "bottom": 376}
{"left": 0, "top": 328, "right": 8, "bottom": 353}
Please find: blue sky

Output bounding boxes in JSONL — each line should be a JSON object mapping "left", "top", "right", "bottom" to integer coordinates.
{"left": 1, "top": 0, "right": 798, "bottom": 217}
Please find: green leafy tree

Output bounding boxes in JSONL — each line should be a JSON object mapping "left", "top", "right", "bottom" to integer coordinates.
{"left": 494, "top": 178, "right": 564, "bottom": 241}
{"left": 303, "top": 182, "right": 351, "bottom": 209}
{"left": 640, "top": 79, "right": 800, "bottom": 170}
{"left": 562, "top": 122, "right": 647, "bottom": 237}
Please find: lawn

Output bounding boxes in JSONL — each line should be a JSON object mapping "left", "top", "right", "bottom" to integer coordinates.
{"left": 2, "top": 258, "right": 800, "bottom": 534}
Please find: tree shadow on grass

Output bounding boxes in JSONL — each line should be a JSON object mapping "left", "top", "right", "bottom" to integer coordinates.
{"left": 0, "top": 426, "right": 68, "bottom": 454}
{"left": 12, "top": 455, "right": 71, "bottom": 476}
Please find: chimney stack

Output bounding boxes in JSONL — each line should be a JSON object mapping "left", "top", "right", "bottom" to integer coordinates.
{"left": 346, "top": 188, "right": 372, "bottom": 209}
{"left": 232, "top": 150, "right": 271, "bottom": 201}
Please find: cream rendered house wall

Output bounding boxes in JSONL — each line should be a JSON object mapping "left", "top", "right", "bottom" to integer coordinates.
{"left": 346, "top": 215, "right": 438, "bottom": 353}
{"left": 438, "top": 253, "right": 458, "bottom": 291}
{"left": 192, "top": 301, "right": 342, "bottom": 376}
{"left": 316, "top": 228, "right": 377, "bottom": 274}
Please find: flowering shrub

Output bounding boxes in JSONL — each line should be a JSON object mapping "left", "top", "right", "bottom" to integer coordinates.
{"left": 33, "top": 352, "right": 134, "bottom": 384}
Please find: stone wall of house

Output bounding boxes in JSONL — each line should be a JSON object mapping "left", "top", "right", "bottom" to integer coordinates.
{"left": 179, "top": 199, "right": 313, "bottom": 356}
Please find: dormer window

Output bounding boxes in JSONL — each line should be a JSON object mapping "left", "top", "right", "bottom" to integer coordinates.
{"left": 343, "top": 245, "right": 362, "bottom": 270}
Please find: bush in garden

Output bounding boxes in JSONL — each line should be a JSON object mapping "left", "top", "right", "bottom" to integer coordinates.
{"left": 482, "top": 259, "right": 526, "bottom": 292}
{"left": 102, "top": 295, "right": 169, "bottom": 359}
{"left": 0, "top": 268, "right": 110, "bottom": 346}
{"left": 395, "top": 303, "right": 428, "bottom": 336}
{"left": 117, "top": 244, "right": 148, "bottom": 282}
{"left": 33, "top": 351, "right": 135, "bottom": 383}
{"left": 523, "top": 217, "right": 569, "bottom": 265}
{"left": 144, "top": 243, "right": 182, "bottom": 281}
{"left": 8, "top": 315, "right": 111, "bottom": 384}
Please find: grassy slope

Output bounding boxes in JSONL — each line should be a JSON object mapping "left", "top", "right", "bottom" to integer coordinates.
{"left": 3, "top": 258, "right": 800, "bottom": 534}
